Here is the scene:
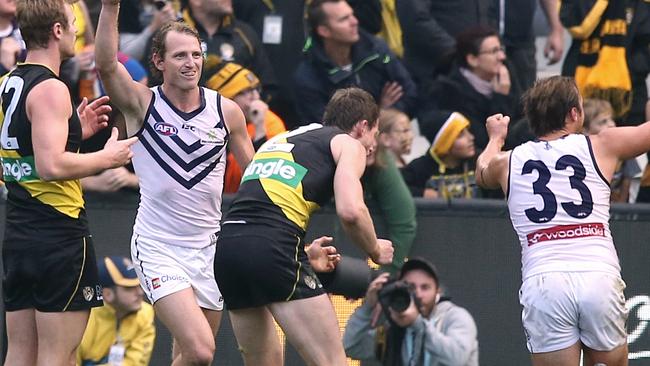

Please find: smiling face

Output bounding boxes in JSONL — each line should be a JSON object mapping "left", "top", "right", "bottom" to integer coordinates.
{"left": 155, "top": 30, "right": 203, "bottom": 91}
{"left": 382, "top": 113, "right": 413, "bottom": 157}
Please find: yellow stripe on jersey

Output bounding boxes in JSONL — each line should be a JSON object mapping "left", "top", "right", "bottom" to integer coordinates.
{"left": 1, "top": 149, "right": 85, "bottom": 218}
{"left": 248, "top": 144, "right": 319, "bottom": 231}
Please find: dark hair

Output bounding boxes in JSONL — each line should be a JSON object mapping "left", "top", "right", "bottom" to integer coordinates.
{"left": 323, "top": 88, "right": 379, "bottom": 132}
{"left": 522, "top": 76, "right": 582, "bottom": 137}
{"left": 150, "top": 21, "right": 202, "bottom": 81}
{"left": 455, "top": 25, "right": 499, "bottom": 69}
{"left": 307, "top": 0, "right": 341, "bottom": 36}
{"left": 17, "top": 0, "right": 73, "bottom": 50}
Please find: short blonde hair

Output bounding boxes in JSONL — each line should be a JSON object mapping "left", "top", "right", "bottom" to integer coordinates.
{"left": 583, "top": 98, "right": 613, "bottom": 131}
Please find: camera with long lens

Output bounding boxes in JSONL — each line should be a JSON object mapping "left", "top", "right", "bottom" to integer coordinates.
{"left": 378, "top": 279, "right": 413, "bottom": 313}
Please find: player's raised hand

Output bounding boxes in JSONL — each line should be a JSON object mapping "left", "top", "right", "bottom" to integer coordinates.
{"left": 485, "top": 113, "right": 510, "bottom": 142}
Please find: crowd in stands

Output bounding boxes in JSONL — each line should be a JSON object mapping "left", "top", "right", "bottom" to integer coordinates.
{"left": 3, "top": 0, "right": 648, "bottom": 203}
{"left": 2, "top": 0, "right": 649, "bottom": 364}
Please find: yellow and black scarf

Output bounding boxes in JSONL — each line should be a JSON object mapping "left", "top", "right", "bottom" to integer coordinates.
{"left": 561, "top": 0, "right": 632, "bottom": 118}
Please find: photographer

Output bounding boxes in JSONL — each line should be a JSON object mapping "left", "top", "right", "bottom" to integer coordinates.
{"left": 343, "top": 257, "right": 478, "bottom": 366}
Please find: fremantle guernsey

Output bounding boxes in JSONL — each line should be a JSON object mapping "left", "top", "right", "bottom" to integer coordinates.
{"left": 508, "top": 134, "right": 620, "bottom": 280}
{"left": 131, "top": 86, "right": 228, "bottom": 248}
{"left": 0, "top": 64, "right": 87, "bottom": 248}
{"left": 224, "top": 124, "right": 345, "bottom": 235}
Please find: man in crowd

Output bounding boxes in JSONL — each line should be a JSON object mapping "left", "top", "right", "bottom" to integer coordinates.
{"left": 77, "top": 256, "right": 155, "bottom": 366}
{"left": 293, "top": 0, "right": 416, "bottom": 124}
{"left": 344, "top": 257, "right": 479, "bottom": 365}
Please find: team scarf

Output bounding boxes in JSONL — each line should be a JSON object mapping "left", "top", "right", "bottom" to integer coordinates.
{"left": 562, "top": 0, "right": 632, "bottom": 118}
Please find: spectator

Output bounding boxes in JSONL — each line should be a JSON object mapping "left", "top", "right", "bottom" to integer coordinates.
{"left": 402, "top": 112, "right": 479, "bottom": 199}
{"left": 423, "top": 25, "right": 520, "bottom": 150}
{"left": 396, "top": 0, "right": 483, "bottom": 93}
{"left": 81, "top": 52, "right": 149, "bottom": 194}
{"left": 582, "top": 98, "right": 640, "bottom": 203}
{"left": 377, "top": 108, "right": 413, "bottom": 168}
{"left": 0, "top": 0, "right": 25, "bottom": 76}
{"left": 180, "top": 0, "right": 279, "bottom": 102}
{"left": 77, "top": 256, "right": 156, "bottom": 366}
{"left": 293, "top": 0, "right": 417, "bottom": 124}
{"left": 232, "top": 0, "right": 308, "bottom": 128}
{"left": 206, "top": 62, "right": 286, "bottom": 193}
{"left": 118, "top": 0, "right": 177, "bottom": 62}
{"left": 344, "top": 257, "right": 479, "bottom": 366}
{"left": 488, "top": 0, "right": 564, "bottom": 93}
{"left": 560, "top": 0, "right": 632, "bottom": 120}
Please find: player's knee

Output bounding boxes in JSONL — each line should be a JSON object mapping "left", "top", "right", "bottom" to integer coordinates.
{"left": 183, "top": 341, "right": 215, "bottom": 365}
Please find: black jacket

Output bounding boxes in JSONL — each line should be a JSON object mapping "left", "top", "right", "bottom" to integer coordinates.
{"left": 422, "top": 66, "right": 520, "bottom": 150}
{"left": 396, "top": 0, "right": 484, "bottom": 85}
{"left": 292, "top": 30, "right": 417, "bottom": 124}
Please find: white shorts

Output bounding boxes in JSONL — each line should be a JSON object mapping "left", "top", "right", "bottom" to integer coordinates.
{"left": 130, "top": 233, "right": 223, "bottom": 311}
{"left": 519, "top": 271, "right": 628, "bottom": 353}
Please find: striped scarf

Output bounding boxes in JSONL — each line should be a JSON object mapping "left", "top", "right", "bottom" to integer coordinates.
{"left": 561, "top": 0, "right": 632, "bottom": 118}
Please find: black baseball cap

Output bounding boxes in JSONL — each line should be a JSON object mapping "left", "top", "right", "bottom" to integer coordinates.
{"left": 97, "top": 256, "right": 140, "bottom": 287}
{"left": 399, "top": 257, "right": 439, "bottom": 284}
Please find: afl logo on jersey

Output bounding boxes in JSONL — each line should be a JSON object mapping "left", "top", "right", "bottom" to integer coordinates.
{"left": 154, "top": 122, "right": 178, "bottom": 136}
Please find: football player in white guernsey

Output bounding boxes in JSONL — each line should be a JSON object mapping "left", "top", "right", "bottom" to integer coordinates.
{"left": 476, "top": 76, "right": 650, "bottom": 366}
{"left": 94, "top": 1, "right": 256, "bottom": 364}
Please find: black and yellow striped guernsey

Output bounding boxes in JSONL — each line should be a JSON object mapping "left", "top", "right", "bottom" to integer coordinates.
{"left": 0, "top": 63, "right": 87, "bottom": 248}
{"left": 225, "top": 124, "right": 345, "bottom": 235}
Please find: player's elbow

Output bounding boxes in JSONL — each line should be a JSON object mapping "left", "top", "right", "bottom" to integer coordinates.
{"left": 35, "top": 161, "right": 64, "bottom": 181}
{"left": 337, "top": 203, "right": 367, "bottom": 225}
{"left": 95, "top": 60, "right": 118, "bottom": 78}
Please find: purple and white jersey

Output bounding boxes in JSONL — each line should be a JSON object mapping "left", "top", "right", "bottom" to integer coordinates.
{"left": 131, "top": 86, "right": 228, "bottom": 248}
{"left": 508, "top": 134, "right": 620, "bottom": 280}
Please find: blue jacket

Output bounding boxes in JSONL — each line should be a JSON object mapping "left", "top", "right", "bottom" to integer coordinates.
{"left": 292, "top": 30, "right": 417, "bottom": 124}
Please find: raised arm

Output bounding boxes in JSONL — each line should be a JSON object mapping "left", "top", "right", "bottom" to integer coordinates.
{"left": 221, "top": 97, "right": 254, "bottom": 169}
{"left": 29, "top": 80, "right": 137, "bottom": 181}
{"left": 475, "top": 114, "right": 511, "bottom": 192}
{"left": 331, "top": 134, "right": 393, "bottom": 265}
{"left": 95, "top": 0, "right": 152, "bottom": 131}
{"left": 591, "top": 121, "right": 650, "bottom": 180}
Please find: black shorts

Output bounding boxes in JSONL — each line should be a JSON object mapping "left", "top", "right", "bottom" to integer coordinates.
{"left": 3, "top": 235, "right": 103, "bottom": 312}
{"left": 214, "top": 223, "right": 324, "bottom": 310}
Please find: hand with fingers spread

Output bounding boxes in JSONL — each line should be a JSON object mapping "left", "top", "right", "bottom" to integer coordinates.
{"left": 306, "top": 236, "right": 341, "bottom": 273}
{"left": 379, "top": 81, "right": 404, "bottom": 109}
{"left": 103, "top": 127, "right": 138, "bottom": 168}
{"left": 78, "top": 96, "right": 112, "bottom": 140}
